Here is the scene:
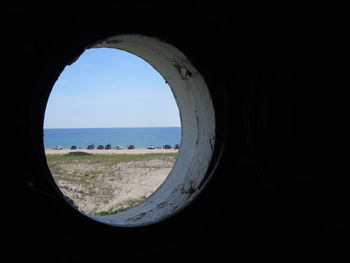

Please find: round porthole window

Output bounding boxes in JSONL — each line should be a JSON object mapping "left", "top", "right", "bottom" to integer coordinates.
{"left": 46, "top": 35, "right": 216, "bottom": 227}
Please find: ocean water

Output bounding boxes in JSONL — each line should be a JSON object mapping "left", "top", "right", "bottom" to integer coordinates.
{"left": 44, "top": 127, "right": 181, "bottom": 149}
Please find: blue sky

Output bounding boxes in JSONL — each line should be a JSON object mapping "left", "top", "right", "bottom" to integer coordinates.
{"left": 44, "top": 48, "right": 181, "bottom": 128}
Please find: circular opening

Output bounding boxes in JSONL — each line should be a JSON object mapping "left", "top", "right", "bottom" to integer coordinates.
{"left": 46, "top": 35, "right": 215, "bottom": 227}
{"left": 44, "top": 47, "right": 181, "bottom": 216}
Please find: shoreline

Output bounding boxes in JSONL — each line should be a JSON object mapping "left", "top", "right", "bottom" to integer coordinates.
{"left": 45, "top": 148, "right": 179, "bottom": 155}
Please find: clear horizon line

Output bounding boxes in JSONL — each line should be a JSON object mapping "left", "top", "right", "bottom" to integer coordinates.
{"left": 44, "top": 126, "right": 181, "bottom": 129}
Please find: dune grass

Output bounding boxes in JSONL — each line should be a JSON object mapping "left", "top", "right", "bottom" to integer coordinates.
{"left": 46, "top": 152, "right": 177, "bottom": 167}
{"left": 46, "top": 152, "right": 177, "bottom": 215}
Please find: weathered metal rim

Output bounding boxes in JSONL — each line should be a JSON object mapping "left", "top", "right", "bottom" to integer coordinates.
{"left": 83, "top": 34, "right": 216, "bottom": 227}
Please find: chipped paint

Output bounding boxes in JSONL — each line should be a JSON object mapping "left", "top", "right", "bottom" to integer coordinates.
{"left": 173, "top": 64, "right": 193, "bottom": 79}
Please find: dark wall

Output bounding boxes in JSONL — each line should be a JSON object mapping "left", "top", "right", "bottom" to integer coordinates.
{"left": 3, "top": 3, "right": 348, "bottom": 261}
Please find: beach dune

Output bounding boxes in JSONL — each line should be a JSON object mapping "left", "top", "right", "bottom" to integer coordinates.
{"left": 46, "top": 150, "right": 178, "bottom": 215}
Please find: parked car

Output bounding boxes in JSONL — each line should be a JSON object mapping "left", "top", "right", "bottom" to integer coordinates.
{"left": 105, "top": 144, "right": 112, "bottom": 150}
{"left": 163, "top": 144, "right": 172, "bottom": 149}
{"left": 115, "top": 145, "right": 123, "bottom": 149}
{"left": 87, "top": 144, "right": 95, "bottom": 150}
{"left": 53, "top": 145, "right": 63, "bottom": 150}
{"left": 127, "top": 145, "right": 135, "bottom": 149}
{"left": 147, "top": 144, "right": 156, "bottom": 149}
{"left": 174, "top": 144, "right": 180, "bottom": 149}
{"left": 70, "top": 145, "right": 77, "bottom": 150}
{"left": 97, "top": 145, "right": 104, "bottom": 149}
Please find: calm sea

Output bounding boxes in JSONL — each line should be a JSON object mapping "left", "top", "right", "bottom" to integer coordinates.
{"left": 44, "top": 127, "right": 181, "bottom": 149}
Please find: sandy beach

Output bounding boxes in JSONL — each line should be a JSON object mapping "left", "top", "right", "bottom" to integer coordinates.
{"left": 45, "top": 148, "right": 178, "bottom": 155}
{"left": 46, "top": 150, "right": 177, "bottom": 215}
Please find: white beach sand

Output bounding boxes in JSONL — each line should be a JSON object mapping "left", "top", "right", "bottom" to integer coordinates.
{"left": 46, "top": 149, "right": 178, "bottom": 215}
{"left": 45, "top": 148, "right": 178, "bottom": 155}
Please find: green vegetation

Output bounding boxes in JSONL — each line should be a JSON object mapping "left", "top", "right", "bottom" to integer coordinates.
{"left": 66, "top": 151, "right": 92, "bottom": 156}
{"left": 46, "top": 152, "right": 177, "bottom": 166}
{"left": 93, "top": 197, "right": 146, "bottom": 216}
{"left": 46, "top": 152, "right": 177, "bottom": 182}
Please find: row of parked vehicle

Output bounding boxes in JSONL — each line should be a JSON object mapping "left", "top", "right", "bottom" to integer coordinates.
{"left": 52, "top": 144, "right": 180, "bottom": 150}
{"left": 84, "top": 144, "right": 129, "bottom": 150}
